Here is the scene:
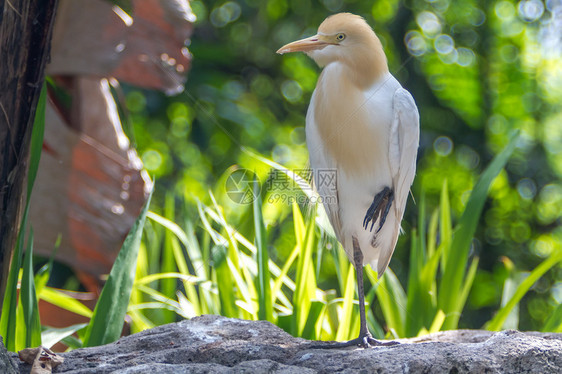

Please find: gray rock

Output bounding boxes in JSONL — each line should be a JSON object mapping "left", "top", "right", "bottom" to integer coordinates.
{"left": 0, "top": 336, "right": 17, "bottom": 374}
{"left": 5, "top": 315, "right": 562, "bottom": 373}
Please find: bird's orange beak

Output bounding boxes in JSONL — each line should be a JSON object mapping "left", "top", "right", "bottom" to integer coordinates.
{"left": 276, "top": 35, "right": 329, "bottom": 54}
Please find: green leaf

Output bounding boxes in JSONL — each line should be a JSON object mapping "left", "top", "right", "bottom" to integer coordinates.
{"left": 0, "top": 83, "right": 46, "bottom": 351}
{"left": 438, "top": 180, "right": 451, "bottom": 272}
{"left": 543, "top": 303, "right": 562, "bottom": 333}
{"left": 0, "top": 213, "right": 26, "bottom": 351}
{"left": 214, "top": 245, "right": 237, "bottom": 318}
{"left": 20, "top": 228, "right": 41, "bottom": 348}
{"left": 147, "top": 211, "right": 190, "bottom": 247}
{"left": 368, "top": 267, "right": 406, "bottom": 338}
{"left": 26, "top": 83, "right": 46, "bottom": 203}
{"left": 428, "top": 310, "right": 446, "bottom": 334}
{"left": 82, "top": 187, "right": 153, "bottom": 347}
{"left": 39, "top": 288, "right": 93, "bottom": 318}
{"left": 42, "top": 323, "right": 88, "bottom": 349}
{"left": 254, "top": 178, "right": 273, "bottom": 322}
{"left": 439, "top": 130, "right": 519, "bottom": 330}
{"left": 135, "top": 272, "right": 199, "bottom": 286}
{"left": 301, "top": 300, "right": 325, "bottom": 340}
{"left": 336, "top": 263, "right": 356, "bottom": 341}
{"left": 35, "top": 234, "right": 61, "bottom": 295}
{"left": 160, "top": 193, "right": 178, "bottom": 324}
{"left": 486, "top": 250, "right": 562, "bottom": 331}
{"left": 293, "top": 204, "right": 317, "bottom": 336}
{"left": 406, "top": 228, "right": 424, "bottom": 337}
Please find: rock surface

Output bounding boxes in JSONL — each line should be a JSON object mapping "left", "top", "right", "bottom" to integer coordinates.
{"left": 4, "top": 315, "right": 562, "bottom": 373}
{"left": 0, "top": 337, "right": 17, "bottom": 374}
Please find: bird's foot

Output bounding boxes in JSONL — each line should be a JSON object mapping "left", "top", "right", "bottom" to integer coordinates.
{"left": 363, "top": 187, "right": 394, "bottom": 233}
{"left": 307, "top": 333, "right": 399, "bottom": 349}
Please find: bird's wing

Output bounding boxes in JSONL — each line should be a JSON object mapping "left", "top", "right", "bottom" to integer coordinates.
{"left": 306, "top": 105, "right": 343, "bottom": 242}
{"left": 375, "top": 87, "right": 419, "bottom": 275}
{"left": 389, "top": 87, "right": 419, "bottom": 219}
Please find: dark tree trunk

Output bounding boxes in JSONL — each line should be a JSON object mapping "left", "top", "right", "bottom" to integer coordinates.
{"left": 0, "top": 0, "right": 58, "bottom": 309}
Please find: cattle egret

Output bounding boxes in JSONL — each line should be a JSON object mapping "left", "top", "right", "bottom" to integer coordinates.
{"left": 277, "top": 13, "right": 419, "bottom": 348}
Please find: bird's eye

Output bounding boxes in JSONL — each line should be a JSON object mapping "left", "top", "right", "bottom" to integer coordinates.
{"left": 336, "top": 33, "right": 346, "bottom": 41}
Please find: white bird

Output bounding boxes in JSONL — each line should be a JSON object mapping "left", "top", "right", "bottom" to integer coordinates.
{"left": 277, "top": 13, "right": 419, "bottom": 347}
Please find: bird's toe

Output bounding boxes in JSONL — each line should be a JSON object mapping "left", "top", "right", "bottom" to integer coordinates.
{"left": 365, "top": 336, "right": 400, "bottom": 348}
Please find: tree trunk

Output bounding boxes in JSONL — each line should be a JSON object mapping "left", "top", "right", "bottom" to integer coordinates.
{"left": 0, "top": 0, "right": 58, "bottom": 309}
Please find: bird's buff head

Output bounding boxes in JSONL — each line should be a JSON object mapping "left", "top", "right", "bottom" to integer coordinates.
{"left": 276, "top": 12, "right": 386, "bottom": 72}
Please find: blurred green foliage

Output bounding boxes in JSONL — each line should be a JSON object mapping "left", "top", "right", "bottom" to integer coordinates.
{"left": 125, "top": 0, "right": 561, "bottom": 331}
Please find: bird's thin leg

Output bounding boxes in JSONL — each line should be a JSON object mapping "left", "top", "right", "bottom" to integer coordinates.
{"left": 354, "top": 237, "right": 369, "bottom": 338}
{"left": 363, "top": 187, "right": 393, "bottom": 233}
{"left": 307, "top": 237, "right": 399, "bottom": 349}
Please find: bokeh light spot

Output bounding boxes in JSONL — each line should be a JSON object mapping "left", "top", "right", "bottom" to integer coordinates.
{"left": 495, "top": 1, "right": 516, "bottom": 20}
{"left": 142, "top": 149, "right": 163, "bottom": 171}
{"left": 456, "top": 145, "right": 480, "bottom": 169}
{"left": 434, "top": 136, "right": 453, "bottom": 156}
{"left": 417, "top": 11, "right": 441, "bottom": 37}
{"left": 323, "top": 0, "right": 343, "bottom": 12}
{"left": 405, "top": 30, "right": 427, "bottom": 56}
{"left": 518, "top": 0, "right": 544, "bottom": 22}
{"left": 281, "top": 80, "right": 303, "bottom": 103}
{"left": 290, "top": 127, "right": 306, "bottom": 145}
{"left": 210, "top": 2, "right": 241, "bottom": 27}
{"left": 457, "top": 47, "right": 476, "bottom": 66}
{"left": 127, "top": 91, "right": 146, "bottom": 113}
{"left": 272, "top": 144, "right": 292, "bottom": 164}
{"left": 517, "top": 178, "right": 537, "bottom": 199}
{"left": 434, "top": 34, "right": 455, "bottom": 54}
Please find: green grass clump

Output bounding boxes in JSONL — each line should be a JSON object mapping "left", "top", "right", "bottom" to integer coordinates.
{"left": 3, "top": 130, "right": 561, "bottom": 351}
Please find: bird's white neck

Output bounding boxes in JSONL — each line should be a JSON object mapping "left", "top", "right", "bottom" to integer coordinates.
{"left": 341, "top": 37, "right": 388, "bottom": 90}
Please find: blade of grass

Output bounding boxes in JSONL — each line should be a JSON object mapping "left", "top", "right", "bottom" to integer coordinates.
{"left": 0, "top": 218, "right": 26, "bottom": 351}
{"left": 160, "top": 193, "right": 178, "bottom": 324}
{"left": 428, "top": 310, "right": 446, "bottom": 334}
{"left": 26, "top": 84, "right": 46, "bottom": 203}
{"left": 42, "top": 323, "right": 88, "bottom": 349}
{"left": 135, "top": 272, "right": 199, "bottom": 286}
{"left": 301, "top": 300, "right": 325, "bottom": 340}
{"left": 486, "top": 250, "right": 562, "bottom": 331}
{"left": 146, "top": 212, "right": 204, "bottom": 314}
{"left": 34, "top": 234, "right": 61, "bottom": 295}
{"left": 0, "top": 84, "right": 46, "bottom": 351}
{"left": 254, "top": 178, "right": 273, "bottom": 322}
{"left": 439, "top": 180, "right": 452, "bottom": 272}
{"left": 39, "top": 288, "right": 93, "bottom": 318}
{"left": 367, "top": 308, "right": 385, "bottom": 339}
{"left": 457, "top": 256, "right": 479, "bottom": 318}
{"left": 293, "top": 204, "right": 317, "bottom": 336}
{"left": 61, "top": 335, "right": 84, "bottom": 350}
{"left": 213, "top": 244, "right": 237, "bottom": 317}
{"left": 406, "top": 228, "right": 423, "bottom": 337}
{"left": 335, "top": 263, "right": 356, "bottom": 341}
{"left": 439, "top": 130, "right": 519, "bottom": 330}
{"left": 226, "top": 256, "right": 256, "bottom": 318}
{"left": 20, "top": 228, "right": 41, "bottom": 348}
{"left": 497, "top": 257, "right": 522, "bottom": 330}
{"left": 133, "top": 285, "right": 184, "bottom": 316}
{"left": 83, "top": 187, "right": 153, "bottom": 347}
{"left": 543, "top": 303, "right": 562, "bottom": 333}
{"left": 367, "top": 267, "right": 406, "bottom": 338}
{"left": 204, "top": 203, "right": 296, "bottom": 291}
{"left": 272, "top": 243, "right": 299, "bottom": 308}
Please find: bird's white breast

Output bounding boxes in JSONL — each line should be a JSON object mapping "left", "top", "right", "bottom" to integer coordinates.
{"left": 311, "top": 66, "right": 398, "bottom": 176}
{"left": 306, "top": 68, "right": 403, "bottom": 267}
